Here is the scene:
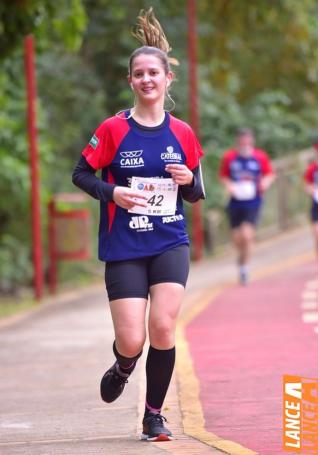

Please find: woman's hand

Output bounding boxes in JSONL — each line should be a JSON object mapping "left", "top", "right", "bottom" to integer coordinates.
{"left": 113, "top": 186, "right": 148, "bottom": 210}
{"left": 165, "top": 164, "right": 193, "bottom": 185}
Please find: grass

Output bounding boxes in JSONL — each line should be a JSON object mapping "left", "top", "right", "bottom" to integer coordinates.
{"left": 0, "top": 296, "right": 38, "bottom": 319}
{"left": 0, "top": 261, "right": 104, "bottom": 321}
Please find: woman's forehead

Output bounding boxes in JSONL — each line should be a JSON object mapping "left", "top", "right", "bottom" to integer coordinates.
{"left": 131, "top": 54, "right": 164, "bottom": 70}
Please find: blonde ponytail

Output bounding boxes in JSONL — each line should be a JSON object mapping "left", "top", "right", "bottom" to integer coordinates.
{"left": 130, "top": 8, "right": 179, "bottom": 70}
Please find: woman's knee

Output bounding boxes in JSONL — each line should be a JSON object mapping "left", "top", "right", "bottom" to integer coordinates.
{"left": 149, "top": 318, "right": 175, "bottom": 345}
{"left": 115, "top": 331, "right": 146, "bottom": 357}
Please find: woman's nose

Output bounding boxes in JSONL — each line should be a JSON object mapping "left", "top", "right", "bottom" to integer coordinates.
{"left": 142, "top": 73, "right": 151, "bottom": 82}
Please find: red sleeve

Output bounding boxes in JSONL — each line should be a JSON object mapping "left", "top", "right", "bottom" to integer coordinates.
{"left": 82, "top": 116, "right": 129, "bottom": 170}
{"left": 256, "top": 149, "right": 273, "bottom": 176}
{"left": 304, "top": 163, "right": 315, "bottom": 183}
{"left": 219, "top": 150, "right": 235, "bottom": 178}
{"left": 169, "top": 116, "right": 204, "bottom": 170}
{"left": 186, "top": 129, "right": 204, "bottom": 170}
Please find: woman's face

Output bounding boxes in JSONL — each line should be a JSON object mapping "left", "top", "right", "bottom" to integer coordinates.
{"left": 128, "top": 54, "right": 173, "bottom": 106}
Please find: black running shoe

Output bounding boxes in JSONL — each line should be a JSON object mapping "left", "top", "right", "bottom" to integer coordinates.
{"left": 100, "top": 362, "right": 129, "bottom": 403}
{"left": 141, "top": 413, "right": 173, "bottom": 441}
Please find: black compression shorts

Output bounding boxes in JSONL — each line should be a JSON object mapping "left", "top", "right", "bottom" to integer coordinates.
{"left": 105, "top": 244, "right": 190, "bottom": 301}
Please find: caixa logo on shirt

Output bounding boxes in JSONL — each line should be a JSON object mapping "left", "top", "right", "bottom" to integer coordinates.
{"left": 161, "top": 146, "right": 182, "bottom": 163}
{"left": 129, "top": 216, "right": 153, "bottom": 232}
{"left": 120, "top": 150, "right": 144, "bottom": 168}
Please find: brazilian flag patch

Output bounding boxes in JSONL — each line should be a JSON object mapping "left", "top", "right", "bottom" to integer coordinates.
{"left": 89, "top": 134, "right": 99, "bottom": 149}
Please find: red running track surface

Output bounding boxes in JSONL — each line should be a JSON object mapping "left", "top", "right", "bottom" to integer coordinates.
{"left": 186, "top": 261, "right": 318, "bottom": 455}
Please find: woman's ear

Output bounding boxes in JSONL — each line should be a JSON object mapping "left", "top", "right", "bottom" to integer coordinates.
{"left": 127, "top": 75, "right": 133, "bottom": 90}
{"left": 166, "top": 71, "right": 174, "bottom": 88}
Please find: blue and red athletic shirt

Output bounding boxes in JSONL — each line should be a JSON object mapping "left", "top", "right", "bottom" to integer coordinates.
{"left": 304, "top": 161, "right": 318, "bottom": 202}
{"left": 219, "top": 148, "right": 273, "bottom": 206}
{"left": 81, "top": 111, "right": 203, "bottom": 262}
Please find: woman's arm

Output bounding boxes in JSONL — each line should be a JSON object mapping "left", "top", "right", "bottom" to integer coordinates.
{"left": 179, "top": 164, "right": 206, "bottom": 203}
{"left": 165, "top": 163, "right": 205, "bottom": 203}
{"left": 72, "top": 156, "right": 147, "bottom": 209}
{"left": 72, "top": 155, "right": 116, "bottom": 202}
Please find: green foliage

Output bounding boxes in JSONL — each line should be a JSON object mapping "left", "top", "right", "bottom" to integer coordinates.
{"left": 197, "top": 0, "right": 318, "bottom": 107}
{"left": 0, "top": 1, "right": 39, "bottom": 58}
{"left": 0, "top": 0, "right": 88, "bottom": 292}
{"left": 0, "top": 296, "right": 36, "bottom": 319}
{"left": 0, "top": 0, "right": 87, "bottom": 58}
{"left": 0, "top": 53, "right": 31, "bottom": 291}
{"left": 0, "top": 235, "right": 32, "bottom": 293}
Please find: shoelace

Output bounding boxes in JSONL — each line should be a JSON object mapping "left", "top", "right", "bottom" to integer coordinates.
{"left": 146, "top": 413, "right": 167, "bottom": 424}
{"left": 110, "top": 369, "right": 129, "bottom": 384}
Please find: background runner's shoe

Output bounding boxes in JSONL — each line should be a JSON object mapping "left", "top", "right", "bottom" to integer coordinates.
{"left": 100, "top": 362, "right": 129, "bottom": 403}
{"left": 239, "top": 268, "right": 248, "bottom": 286}
{"left": 141, "top": 413, "right": 173, "bottom": 441}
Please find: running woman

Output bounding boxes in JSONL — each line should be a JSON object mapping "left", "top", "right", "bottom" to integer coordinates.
{"left": 72, "top": 8, "right": 205, "bottom": 442}
{"left": 304, "top": 140, "right": 318, "bottom": 256}
{"left": 219, "top": 128, "right": 274, "bottom": 284}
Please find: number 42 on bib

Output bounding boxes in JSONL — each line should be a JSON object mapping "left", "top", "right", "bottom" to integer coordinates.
{"left": 129, "top": 177, "right": 178, "bottom": 216}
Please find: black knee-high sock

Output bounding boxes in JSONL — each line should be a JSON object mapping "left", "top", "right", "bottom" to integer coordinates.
{"left": 113, "top": 341, "right": 142, "bottom": 375}
{"left": 145, "top": 345, "right": 175, "bottom": 415}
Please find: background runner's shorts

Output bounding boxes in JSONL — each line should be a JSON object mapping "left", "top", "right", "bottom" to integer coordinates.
{"left": 227, "top": 203, "right": 262, "bottom": 229}
{"left": 311, "top": 202, "right": 318, "bottom": 222}
{"left": 105, "top": 244, "right": 190, "bottom": 301}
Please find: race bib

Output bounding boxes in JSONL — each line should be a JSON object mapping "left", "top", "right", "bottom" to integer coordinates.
{"left": 129, "top": 177, "right": 178, "bottom": 216}
{"left": 233, "top": 181, "right": 256, "bottom": 200}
